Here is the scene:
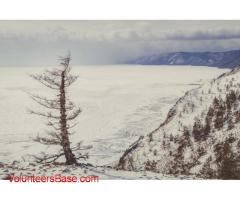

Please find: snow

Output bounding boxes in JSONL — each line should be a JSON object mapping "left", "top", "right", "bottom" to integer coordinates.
{"left": 0, "top": 65, "right": 229, "bottom": 178}
{"left": 119, "top": 66, "right": 240, "bottom": 176}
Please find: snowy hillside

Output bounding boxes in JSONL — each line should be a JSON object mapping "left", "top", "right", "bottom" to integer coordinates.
{"left": 117, "top": 66, "right": 240, "bottom": 179}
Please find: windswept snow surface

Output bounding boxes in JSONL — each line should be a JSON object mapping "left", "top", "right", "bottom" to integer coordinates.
{"left": 0, "top": 65, "right": 229, "bottom": 170}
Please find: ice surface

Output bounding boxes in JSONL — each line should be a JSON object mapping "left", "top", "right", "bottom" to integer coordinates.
{"left": 0, "top": 65, "right": 229, "bottom": 166}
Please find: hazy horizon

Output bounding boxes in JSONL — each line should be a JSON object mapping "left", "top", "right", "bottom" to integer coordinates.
{"left": 1, "top": 20, "right": 240, "bottom": 66}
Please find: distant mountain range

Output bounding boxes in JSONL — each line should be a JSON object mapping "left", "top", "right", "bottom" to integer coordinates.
{"left": 128, "top": 49, "right": 240, "bottom": 68}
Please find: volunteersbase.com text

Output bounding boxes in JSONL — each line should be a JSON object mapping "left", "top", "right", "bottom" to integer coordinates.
{"left": 8, "top": 174, "right": 99, "bottom": 183}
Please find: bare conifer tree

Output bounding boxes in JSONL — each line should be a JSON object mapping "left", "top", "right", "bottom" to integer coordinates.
{"left": 28, "top": 54, "right": 89, "bottom": 165}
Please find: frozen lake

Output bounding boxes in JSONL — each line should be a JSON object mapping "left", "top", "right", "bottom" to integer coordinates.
{"left": 0, "top": 65, "right": 229, "bottom": 165}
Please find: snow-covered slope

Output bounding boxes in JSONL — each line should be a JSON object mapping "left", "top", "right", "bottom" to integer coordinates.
{"left": 117, "top": 66, "right": 240, "bottom": 179}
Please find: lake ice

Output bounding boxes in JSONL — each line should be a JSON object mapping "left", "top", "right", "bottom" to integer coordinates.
{"left": 0, "top": 65, "right": 229, "bottom": 165}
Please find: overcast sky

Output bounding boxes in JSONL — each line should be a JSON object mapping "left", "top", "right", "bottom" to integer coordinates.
{"left": 1, "top": 20, "right": 240, "bottom": 66}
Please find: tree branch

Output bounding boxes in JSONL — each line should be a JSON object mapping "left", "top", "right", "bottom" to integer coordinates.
{"left": 46, "top": 121, "right": 61, "bottom": 131}
{"left": 33, "top": 135, "right": 61, "bottom": 145}
{"left": 67, "top": 107, "right": 81, "bottom": 120}
{"left": 33, "top": 152, "right": 65, "bottom": 163}
{"left": 30, "top": 95, "right": 60, "bottom": 110}
{"left": 29, "top": 74, "right": 60, "bottom": 90}
{"left": 27, "top": 109, "right": 61, "bottom": 119}
{"left": 65, "top": 75, "right": 79, "bottom": 87}
{"left": 72, "top": 142, "right": 92, "bottom": 151}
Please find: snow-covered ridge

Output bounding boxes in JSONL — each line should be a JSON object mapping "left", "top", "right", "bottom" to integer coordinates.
{"left": 117, "top": 66, "right": 240, "bottom": 179}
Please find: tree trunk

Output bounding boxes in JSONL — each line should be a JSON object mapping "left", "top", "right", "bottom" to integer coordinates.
{"left": 60, "top": 71, "right": 77, "bottom": 165}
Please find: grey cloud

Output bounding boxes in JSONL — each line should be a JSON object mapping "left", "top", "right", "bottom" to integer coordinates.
{"left": 164, "top": 29, "right": 240, "bottom": 41}
{"left": 0, "top": 21, "right": 240, "bottom": 66}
